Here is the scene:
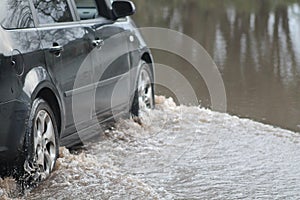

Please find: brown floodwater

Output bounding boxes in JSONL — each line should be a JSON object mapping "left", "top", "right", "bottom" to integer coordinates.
{"left": 2, "top": 97, "right": 300, "bottom": 199}
{"left": 132, "top": 0, "right": 300, "bottom": 132}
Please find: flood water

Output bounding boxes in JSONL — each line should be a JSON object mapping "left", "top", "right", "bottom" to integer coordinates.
{"left": 132, "top": 0, "right": 300, "bottom": 132}
{"left": 1, "top": 97, "right": 300, "bottom": 199}
{"left": 2, "top": 1, "right": 300, "bottom": 199}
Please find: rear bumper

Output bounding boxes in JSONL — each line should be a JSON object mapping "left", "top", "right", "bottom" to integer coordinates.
{"left": 0, "top": 99, "right": 29, "bottom": 164}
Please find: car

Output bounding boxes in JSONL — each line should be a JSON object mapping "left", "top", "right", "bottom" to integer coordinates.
{"left": 0, "top": 0, "right": 155, "bottom": 184}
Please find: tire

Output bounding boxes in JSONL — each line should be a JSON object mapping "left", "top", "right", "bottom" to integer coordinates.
{"left": 131, "top": 62, "right": 155, "bottom": 117}
{"left": 20, "top": 98, "right": 59, "bottom": 185}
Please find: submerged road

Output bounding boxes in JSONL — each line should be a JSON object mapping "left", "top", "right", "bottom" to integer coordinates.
{"left": 1, "top": 96, "right": 300, "bottom": 199}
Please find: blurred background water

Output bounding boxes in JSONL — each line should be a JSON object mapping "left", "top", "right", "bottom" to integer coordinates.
{"left": 132, "top": 0, "right": 300, "bottom": 132}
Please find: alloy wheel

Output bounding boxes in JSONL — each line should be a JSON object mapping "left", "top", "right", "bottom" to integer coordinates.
{"left": 138, "top": 67, "right": 154, "bottom": 111}
{"left": 24, "top": 109, "right": 57, "bottom": 181}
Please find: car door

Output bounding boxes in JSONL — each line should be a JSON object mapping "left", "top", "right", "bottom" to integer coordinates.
{"left": 32, "top": 0, "right": 95, "bottom": 136}
{"left": 73, "top": 0, "right": 131, "bottom": 123}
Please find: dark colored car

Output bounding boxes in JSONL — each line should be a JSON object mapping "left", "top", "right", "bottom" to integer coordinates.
{"left": 0, "top": 0, "right": 154, "bottom": 183}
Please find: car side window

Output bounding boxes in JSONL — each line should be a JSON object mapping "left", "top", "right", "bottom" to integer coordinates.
{"left": 1, "top": 0, "right": 34, "bottom": 29}
{"left": 74, "top": 0, "right": 99, "bottom": 20}
{"left": 33, "top": 0, "right": 73, "bottom": 24}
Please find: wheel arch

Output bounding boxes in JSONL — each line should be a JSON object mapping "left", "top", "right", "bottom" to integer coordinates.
{"left": 23, "top": 66, "right": 65, "bottom": 136}
{"left": 141, "top": 51, "right": 154, "bottom": 77}
{"left": 35, "top": 88, "right": 62, "bottom": 136}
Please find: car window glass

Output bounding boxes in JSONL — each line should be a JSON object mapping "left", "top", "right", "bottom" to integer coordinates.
{"left": 33, "top": 0, "right": 73, "bottom": 24}
{"left": 74, "top": 0, "right": 99, "bottom": 20}
{"left": 0, "top": 0, "right": 34, "bottom": 29}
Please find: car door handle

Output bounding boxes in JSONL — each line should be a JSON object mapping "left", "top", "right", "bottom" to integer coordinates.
{"left": 92, "top": 39, "right": 104, "bottom": 49}
{"left": 49, "top": 45, "right": 63, "bottom": 54}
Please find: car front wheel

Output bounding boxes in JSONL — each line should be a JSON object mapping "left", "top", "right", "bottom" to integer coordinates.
{"left": 131, "top": 62, "right": 155, "bottom": 117}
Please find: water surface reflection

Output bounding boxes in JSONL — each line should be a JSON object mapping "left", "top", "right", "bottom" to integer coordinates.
{"left": 133, "top": 0, "right": 300, "bottom": 131}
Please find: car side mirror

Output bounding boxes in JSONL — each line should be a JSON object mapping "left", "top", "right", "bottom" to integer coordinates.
{"left": 112, "top": 0, "right": 135, "bottom": 19}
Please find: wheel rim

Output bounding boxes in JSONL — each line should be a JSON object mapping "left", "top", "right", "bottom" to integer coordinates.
{"left": 138, "top": 68, "right": 154, "bottom": 110}
{"left": 32, "top": 110, "right": 57, "bottom": 179}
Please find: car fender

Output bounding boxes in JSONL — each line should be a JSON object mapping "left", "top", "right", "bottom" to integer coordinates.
{"left": 22, "top": 66, "right": 66, "bottom": 135}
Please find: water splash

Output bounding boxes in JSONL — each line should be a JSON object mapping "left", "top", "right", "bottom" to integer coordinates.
{"left": 1, "top": 96, "right": 300, "bottom": 199}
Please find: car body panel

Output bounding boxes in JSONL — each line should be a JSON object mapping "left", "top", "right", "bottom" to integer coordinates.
{"left": 37, "top": 24, "right": 94, "bottom": 133}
